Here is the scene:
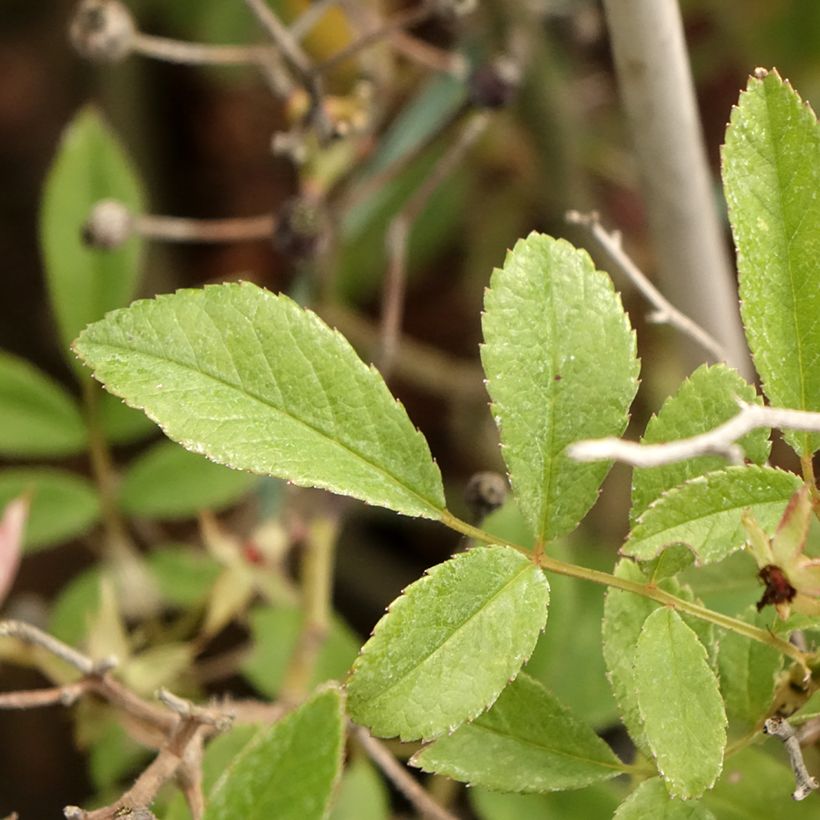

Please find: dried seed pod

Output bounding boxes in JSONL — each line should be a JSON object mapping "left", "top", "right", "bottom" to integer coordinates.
{"left": 69, "top": 0, "right": 136, "bottom": 64}
{"left": 82, "top": 199, "right": 134, "bottom": 249}
{"left": 464, "top": 471, "right": 508, "bottom": 522}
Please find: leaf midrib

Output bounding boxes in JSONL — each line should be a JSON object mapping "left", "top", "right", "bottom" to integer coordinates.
{"left": 79, "top": 336, "right": 443, "bottom": 516}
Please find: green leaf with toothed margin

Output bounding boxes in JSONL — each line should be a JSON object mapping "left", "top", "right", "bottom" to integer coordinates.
{"left": 205, "top": 686, "right": 345, "bottom": 820}
{"left": 411, "top": 674, "right": 625, "bottom": 792}
{"left": 614, "top": 778, "right": 716, "bottom": 820}
{"left": 631, "top": 364, "right": 770, "bottom": 524}
{"left": 723, "top": 69, "right": 820, "bottom": 456}
{"left": 481, "top": 232, "right": 639, "bottom": 543}
{"left": 346, "top": 546, "right": 549, "bottom": 741}
{"left": 73, "top": 282, "right": 445, "bottom": 519}
{"left": 623, "top": 466, "right": 801, "bottom": 564}
{"left": 635, "top": 609, "right": 726, "bottom": 799}
{"left": 40, "top": 107, "right": 144, "bottom": 373}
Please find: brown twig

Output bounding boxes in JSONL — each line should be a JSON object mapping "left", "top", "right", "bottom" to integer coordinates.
{"left": 352, "top": 724, "right": 460, "bottom": 820}
{"left": 135, "top": 214, "right": 277, "bottom": 244}
{"left": 132, "top": 33, "right": 270, "bottom": 67}
{"left": 378, "top": 112, "right": 489, "bottom": 376}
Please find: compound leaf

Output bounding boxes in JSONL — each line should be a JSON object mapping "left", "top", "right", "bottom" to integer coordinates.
{"left": 635, "top": 609, "right": 726, "bottom": 799}
{"left": 723, "top": 69, "right": 820, "bottom": 456}
{"left": 411, "top": 674, "right": 625, "bottom": 792}
{"left": 624, "top": 466, "right": 801, "bottom": 564}
{"left": 74, "top": 283, "right": 445, "bottom": 519}
{"left": 481, "top": 233, "right": 639, "bottom": 543}
{"left": 346, "top": 546, "right": 549, "bottom": 741}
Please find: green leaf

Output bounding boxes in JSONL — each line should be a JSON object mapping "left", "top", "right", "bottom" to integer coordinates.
{"left": 614, "top": 778, "right": 716, "bottom": 819}
{"left": 99, "top": 392, "right": 157, "bottom": 445}
{"left": 723, "top": 69, "right": 820, "bottom": 456}
{"left": 481, "top": 233, "right": 639, "bottom": 542}
{"left": 411, "top": 674, "right": 624, "bottom": 792}
{"left": 40, "top": 107, "right": 144, "bottom": 369}
{"left": 635, "top": 609, "right": 727, "bottom": 799}
{"left": 48, "top": 565, "right": 101, "bottom": 645}
{"left": 120, "top": 439, "right": 258, "bottom": 520}
{"left": 329, "top": 758, "right": 389, "bottom": 820}
{"left": 205, "top": 686, "right": 345, "bottom": 820}
{"left": 88, "top": 718, "right": 150, "bottom": 792}
{"left": 346, "top": 546, "right": 549, "bottom": 740}
{"left": 718, "top": 606, "right": 783, "bottom": 726}
{"left": 631, "top": 364, "right": 770, "bottom": 523}
{"left": 470, "top": 784, "right": 622, "bottom": 820}
{"left": 74, "top": 283, "right": 445, "bottom": 519}
{"left": 703, "top": 747, "right": 820, "bottom": 819}
{"left": 241, "top": 605, "right": 360, "bottom": 697}
{"left": 0, "top": 468, "right": 100, "bottom": 551}
{"left": 146, "top": 545, "right": 221, "bottom": 607}
{"left": 0, "top": 351, "right": 87, "bottom": 457}
{"left": 623, "top": 466, "right": 802, "bottom": 564}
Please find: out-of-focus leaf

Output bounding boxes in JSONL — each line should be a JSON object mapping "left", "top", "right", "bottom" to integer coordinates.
{"left": 123, "top": 643, "right": 193, "bottom": 696}
{"left": 74, "top": 283, "right": 445, "bottom": 520}
{"left": 614, "top": 778, "right": 715, "bottom": 819}
{"left": 86, "top": 578, "right": 130, "bottom": 665}
{"left": 205, "top": 686, "right": 345, "bottom": 820}
{"left": 120, "top": 439, "right": 258, "bottom": 520}
{"left": 146, "top": 545, "right": 221, "bottom": 607}
{"left": 201, "top": 566, "right": 255, "bottom": 639}
{"left": 329, "top": 757, "right": 389, "bottom": 820}
{"left": 0, "top": 351, "right": 87, "bottom": 456}
{"left": 723, "top": 69, "right": 820, "bottom": 456}
{"left": 623, "top": 467, "right": 801, "bottom": 564}
{"left": 48, "top": 566, "right": 101, "bottom": 645}
{"left": 470, "top": 783, "right": 622, "bottom": 820}
{"left": 0, "top": 496, "right": 27, "bottom": 607}
{"left": 99, "top": 391, "right": 157, "bottom": 445}
{"left": 0, "top": 468, "right": 99, "bottom": 552}
{"left": 481, "top": 233, "right": 639, "bottom": 543}
{"left": 40, "top": 107, "right": 144, "bottom": 370}
{"left": 412, "top": 674, "right": 625, "bottom": 792}
{"left": 241, "top": 605, "right": 359, "bottom": 697}
{"left": 88, "top": 718, "right": 149, "bottom": 792}
{"left": 631, "top": 364, "right": 770, "bottom": 523}
{"left": 347, "top": 546, "right": 549, "bottom": 741}
{"left": 635, "top": 609, "right": 726, "bottom": 799}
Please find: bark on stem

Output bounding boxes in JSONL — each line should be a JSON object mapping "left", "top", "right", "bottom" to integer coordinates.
{"left": 601, "top": 0, "right": 751, "bottom": 379}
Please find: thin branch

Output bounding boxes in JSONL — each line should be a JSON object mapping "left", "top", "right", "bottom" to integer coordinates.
{"left": 132, "top": 33, "right": 270, "bottom": 67}
{"left": 313, "top": 2, "right": 436, "bottom": 76}
{"left": 567, "top": 402, "right": 820, "bottom": 467}
{"left": 290, "top": 0, "right": 341, "bottom": 41}
{"left": 764, "top": 716, "right": 819, "bottom": 801}
{"left": 566, "top": 210, "right": 727, "bottom": 364}
{"left": 135, "top": 214, "right": 276, "bottom": 244}
{"left": 352, "top": 725, "right": 460, "bottom": 820}
{"left": 379, "top": 112, "right": 489, "bottom": 376}
{"left": 0, "top": 681, "right": 89, "bottom": 709}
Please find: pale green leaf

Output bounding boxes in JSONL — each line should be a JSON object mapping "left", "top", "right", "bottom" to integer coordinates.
{"left": 0, "top": 351, "right": 86, "bottom": 457}
{"left": 623, "top": 466, "right": 801, "bottom": 564}
{"left": 635, "top": 609, "right": 727, "bottom": 798}
{"left": 329, "top": 758, "right": 389, "bottom": 820}
{"left": 481, "top": 233, "right": 639, "bottom": 542}
{"left": 631, "top": 364, "right": 769, "bottom": 523}
{"left": 614, "top": 778, "right": 716, "bottom": 820}
{"left": 40, "top": 107, "right": 144, "bottom": 368}
{"left": 723, "top": 69, "right": 820, "bottom": 456}
{"left": 48, "top": 565, "right": 101, "bottom": 644}
{"left": 74, "top": 283, "right": 445, "bottom": 519}
{"left": 346, "top": 546, "right": 549, "bottom": 740}
{"left": 88, "top": 719, "right": 149, "bottom": 792}
{"left": 470, "top": 784, "right": 622, "bottom": 820}
{"left": 120, "top": 439, "right": 258, "bottom": 520}
{"left": 703, "top": 748, "right": 820, "bottom": 819}
{"left": 718, "top": 606, "right": 783, "bottom": 726}
{"left": 241, "top": 605, "right": 360, "bottom": 697}
{"left": 205, "top": 686, "right": 345, "bottom": 820}
{"left": 789, "top": 690, "right": 820, "bottom": 725}
{"left": 411, "top": 674, "right": 624, "bottom": 792}
{"left": 0, "top": 468, "right": 100, "bottom": 551}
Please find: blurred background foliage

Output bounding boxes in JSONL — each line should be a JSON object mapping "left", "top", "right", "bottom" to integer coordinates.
{"left": 0, "top": 0, "right": 818, "bottom": 815}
